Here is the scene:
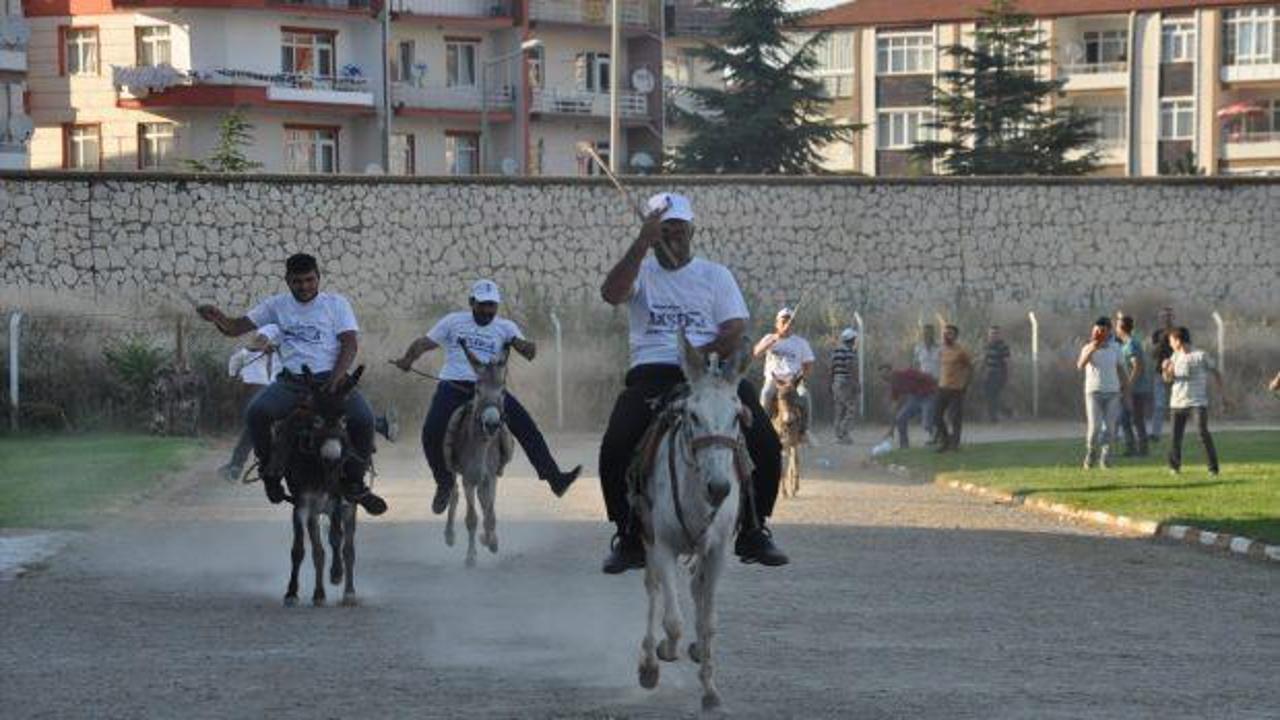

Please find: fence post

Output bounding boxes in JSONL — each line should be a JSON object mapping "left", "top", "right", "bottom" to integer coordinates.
{"left": 1211, "top": 310, "right": 1225, "bottom": 377}
{"left": 549, "top": 309, "right": 563, "bottom": 430}
{"left": 853, "top": 311, "right": 866, "bottom": 419}
{"left": 8, "top": 311, "right": 23, "bottom": 431}
{"left": 1028, "top": 310, "right": 1039, "bottom": 419}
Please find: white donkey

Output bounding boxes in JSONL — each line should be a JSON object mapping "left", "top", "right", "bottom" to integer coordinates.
{"left": 633, "top": 331, "right": 751, "bottom": 711}
{"left": 443, "top": 344, "right": 512, "bottom": 568}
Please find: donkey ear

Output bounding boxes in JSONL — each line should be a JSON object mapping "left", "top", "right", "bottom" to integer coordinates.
{"left": 677, "top": 326, "right": 705, "bottom": 383}
{"left": 301, "top": 364, "right": 313, "bottom": 384}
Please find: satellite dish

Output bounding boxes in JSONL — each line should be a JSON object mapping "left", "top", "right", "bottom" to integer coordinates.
{"left": 500, "top": 157, "right": 518, "bottom": 175}
{"left": 364, "top": 163, "right": 384, "bottom": 175}
{"left": 10, "top": 115, "right": 33, "bottom": 142}
{"left": 1065, "top": 41, "right": 1086, "bottom": 65}
{"left": 629, "top": 152, "right": 654, "bottom": 170}
{"left": 631, "top": 67, "right": 655, "bottom": 93}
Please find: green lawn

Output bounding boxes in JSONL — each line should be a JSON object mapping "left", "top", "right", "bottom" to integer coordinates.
{"left": 0, "top": 434, "right": 202, "bottom": 528}
{"left": 886, "top": 431, "right": 1280, "bottom": 544}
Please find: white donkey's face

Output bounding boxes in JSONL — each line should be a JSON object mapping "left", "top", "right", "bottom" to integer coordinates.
{"left": 464, "top": 346, "right": 509, "bottom": 439}
{"left": 677, "top": 331, "right": 753, "bottom": 508}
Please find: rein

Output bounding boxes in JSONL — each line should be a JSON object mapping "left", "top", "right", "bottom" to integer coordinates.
{"left": 665, "top": 414, "right": 742, "bottom": 548}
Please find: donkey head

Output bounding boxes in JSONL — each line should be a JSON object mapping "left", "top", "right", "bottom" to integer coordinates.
{"left": 301, "top": 364, "right": 364, "bottom": 466}
{"left": 676, "top": 330, "right": 752, "bottom": 508}
{"left": 462, "top": 342, "right": 509, "bottom": 439}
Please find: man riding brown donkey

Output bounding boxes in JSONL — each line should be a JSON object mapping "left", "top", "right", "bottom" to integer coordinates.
{"left": 597, "top": 192, "right": 789, "bottom": 573}
{"left": 196, "top": 253, "right": 387, "bottom": 516}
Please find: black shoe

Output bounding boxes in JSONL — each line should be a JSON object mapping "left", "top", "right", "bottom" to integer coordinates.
{"left": 263, "top": 475, "right": 286, "bottom": 505}
{"left": 546, "top": 465, "right": 582, "bottom": 498}
{"left": 346, "top": 486, "right": 388, "bottom": 516}
{"left": 601, "top": 532, "right": 646, "bottom": 574}
{"left": 431, "top": 482, "right": 454, "bottom": 515}
{"left": 735, "top": 526, "right": 789, "bottom": 566}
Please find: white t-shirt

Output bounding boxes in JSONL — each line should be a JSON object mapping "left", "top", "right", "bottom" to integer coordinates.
{"left": 246, "top": 292, "right": 358, "bottom": 375}
{"left": 228, "top": 324, "right": 282, "bottom": 385}
{"left": 627, "top": 257, "right": 749, "bottom": 368}
{"left": 763, "top": 334, "right": 815, "bottom": 381}
{"left": 427, "top": 311, "right": 524, "bottom": 382}
{"left": 1169, "top": 349, "right": 1214, "bottom": 409}
{"left": 914, "top": 343, "right": 942, "bottom": 379}
{"left": 1082, "top": 343, "right": 1125, "bottom": 394}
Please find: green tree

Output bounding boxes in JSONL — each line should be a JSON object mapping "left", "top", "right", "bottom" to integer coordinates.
{"left": 667, "top": 0, "right": 859, "bottom": 174}
{"left": 912, "top": 0, "right": 1099, "bottom": 175}
{"left": 184, "top": 108, "right": 262, "bottom": 173}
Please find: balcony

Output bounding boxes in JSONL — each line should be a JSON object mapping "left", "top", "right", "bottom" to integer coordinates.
{"left": 0, "top": 16, "right": 29, "bottom": 74}
{"left": 391, "top": 81, "right": 513, "bottom": 118}
{"left": 530, "top": 86, "right": 647, "bottom": 119}
{"left": 114, "top": 66, "right": 375, "bottom": 111}
{"left": 1221, "top": 63, "right": 1280, "bottom": 84}
{"left": 529, "top": 0, "right": 652, "bottom": 30}
{"left": 112, "top": 0, "right": 374, "bottom": 13}
{"left": 1059, "top": 61, "right": 1128, "bottom": 92}
{"left": 666, "top": 1, "right": 729, "bottom": 38}
{"left": 391, "top": 0, "right": 512, "bottom": 18}
{"left": 1222, "top": 130, "right": 1280, "bottom": 161}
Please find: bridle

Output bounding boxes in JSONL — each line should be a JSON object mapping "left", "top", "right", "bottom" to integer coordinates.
{"left": 665, "top": 405, "right": 745, "bottom": 548}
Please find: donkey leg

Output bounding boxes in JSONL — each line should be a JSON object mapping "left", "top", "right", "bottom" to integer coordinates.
{"left": 638, "top": 544, "right": 663, "bottom": 690}
{"left": 307, "top": 511, "right": 326, "bottom": 607}
{"left": 478, "top": 476, "right": 498, "bottom": 553}
{"left": 692, "top": 544, "right": 728, "bottom": 711}
{"left": 341, "top": 505, "right": 358, "bottom": 607}
{"left": 444, "top": 483, "right": 458, "bottom": 547}
{"left": 654, "top": 545, "right": 684, "bottom": 663}
{"left": 463, "top": 481, "right": 479, "bottom": 568}
{"left": 328, "top": 508, "right": 344, "bottom": 586}
{"left": 285, "top": 505, "right": 305, "bottom": 607}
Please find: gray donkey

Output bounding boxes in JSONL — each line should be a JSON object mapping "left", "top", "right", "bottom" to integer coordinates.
{"left": 443, "top": 344, "right": 512, "bottom": 567}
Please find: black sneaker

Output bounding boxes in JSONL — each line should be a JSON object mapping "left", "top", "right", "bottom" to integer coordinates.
{"left": 546, "top": 465, "right": 582, "bottom": 498}
{"left": 262, "top": 475, "right": 286, "bottom": 504}
{"left": 431, "top": 482, "right": 454, "bottom": 515}
{"left": 346, "top": 486, "right": 388, "bottom": 516}
{"left": 601, "top": 532, "right": 646, "bottom": 574}
{"left": 735, "top": 526, "right": 789, "bottom": 566}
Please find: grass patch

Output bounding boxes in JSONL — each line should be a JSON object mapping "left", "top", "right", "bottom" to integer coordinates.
{"left": 0, "top": 434, "right": 202, "bottom": 528}
{"left": 886, "top": 431, "right": 1280, "bottom": 544}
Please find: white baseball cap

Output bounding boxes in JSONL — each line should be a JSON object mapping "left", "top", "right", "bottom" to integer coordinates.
{"left": 776, "top": 307, "right": 795, "bottom": 320}
{"left": 840, "top": 327, "right": 858, "bottom": 342}
{"left": 470, "top": 279, "right": 501, "bottom": 304}
{"left": 646, "top": 192, "right": 694, "bottom": 223}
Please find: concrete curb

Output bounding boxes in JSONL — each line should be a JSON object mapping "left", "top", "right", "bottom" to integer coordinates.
{"left": 932, "top": 476, "right": 1280, "bottom": 567}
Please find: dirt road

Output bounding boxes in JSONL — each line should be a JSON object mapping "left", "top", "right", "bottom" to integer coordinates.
{"left": 2, "top": 432, "right": 1276, "bottom": 719}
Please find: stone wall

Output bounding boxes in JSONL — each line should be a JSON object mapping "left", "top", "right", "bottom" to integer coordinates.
{"left": 1, "top": 172, "right": 1277, "bottom": 314}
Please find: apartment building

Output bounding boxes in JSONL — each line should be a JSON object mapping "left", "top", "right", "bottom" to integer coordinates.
{"left": 801, "top": 0, "right": 1280, "bottom": 176}
{"left": 20, "top": 0, "right": 713, "bottom": 175}
{"left": 2, "top": 0, "right": 31, "bottom": 169}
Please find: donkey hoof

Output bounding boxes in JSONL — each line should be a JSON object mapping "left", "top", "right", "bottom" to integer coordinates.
{"left": 465, "top": 555, "right": 477, "bottom": 568}
{"left": 688, "top": 642, "right": 702, "bottom": 664}
{"left": 283, "top": 595, "right": 298, "bottom": 608}
{"left": 657, "top": 639, "right": 679, "bottom": 662}
{"left": 313, "top": 596, "right": 326, "bottom": 608}
{"left": 638, "top": 661, "right": 660, "bottom": 690}
{"left": 702, "top": 692, "right": 722, "bottom": 711}
{"left": 444, "top": 530, "right": 455, "bottom": 547}
{"left": 340, "top": 594, "right": 359, "bottom": 608}
{"left": 486, "top": 540, "right": 498, "bottom": 554}
{"left": 330, "top": 567, "right": 343, "bottom": 586}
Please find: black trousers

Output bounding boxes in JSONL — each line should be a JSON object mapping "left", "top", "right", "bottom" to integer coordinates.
{"left": 598, "top": 364, "right": 780, "bottom": 529}
{"left": 935, "top": 388, "right": 966, "bottom": 449}
{"left": 1119, "top": 392, "right": 1151, "bottom": 455}
{"left": 1169, "top": 406, "right": 1219, "bottom": 473}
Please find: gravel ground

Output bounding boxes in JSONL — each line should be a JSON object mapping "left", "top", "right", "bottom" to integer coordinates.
{"left": 1, "top": 430, "right": 1276, "bottom": 719}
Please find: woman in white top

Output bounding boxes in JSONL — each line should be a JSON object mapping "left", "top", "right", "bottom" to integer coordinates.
{"left": 1077, "top": 317, "right": 1130, "bottom": 469}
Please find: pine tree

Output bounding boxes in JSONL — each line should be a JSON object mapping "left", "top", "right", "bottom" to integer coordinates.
{"left": 667, "top": 0, "right": 859, "bottom": 174}
{"left": 912, "top": 0, "right": 1100, "bottom": 175}
{"left": 185, "top": 109, "right": 262, "bottom": 173}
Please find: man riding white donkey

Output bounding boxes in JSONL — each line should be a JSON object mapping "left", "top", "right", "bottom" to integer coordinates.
{"left": 196, "top": 253, "right": 388, "bottom": 517}
{"left": 392, "top": 279, "right": 581, "bottom": 520}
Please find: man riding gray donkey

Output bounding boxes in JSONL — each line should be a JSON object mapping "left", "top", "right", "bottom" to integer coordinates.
{"left": 598, "top": 192, "right": 789, "bottom": 573}
{"left": 196, "top": 253, "right": 387, "bottom": 516}
{"left": 392, "top": 279, "right": 581, "bottom": 513}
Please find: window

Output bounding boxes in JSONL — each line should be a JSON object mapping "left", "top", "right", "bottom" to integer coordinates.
{"left": 1238, "top": 98, "right": 1280, "bottom": 135}
{"left": 1080, "top": 106, "right": 1126, "bottom": 144}
{"left": 445, "top": 132, "right": 479, "bottom": 175}
{"left": 63, "top": 27, "right": 99, "bottom": 76}
{"left": 577, "top": 52, "right": 610, "bottom": 92}
{"left": 876, "top": 32, "right": 933, "bottom": 75}
{"left": 64, "top": 124, "right": 100, "bottom": 170}
{"left": 284, "top": 126, "right": 338, "bottom": 174}
{"left": 1082, "top": 29, "right": 1127, "bottom": 65}
{"left": 528, "top": 46, "right": 544, "bottom": 89}
{"left": 876, "top": 109, "right": 933, "bottom": 149}
{"left": 580, "top": 141, "right": 609, "bottom": 176}
{"left": 390, "top": 132, "right": 415, "bottom": 175}
{"left": 138, "top": 122, "right": 176, "bottom": 169}
{"left": 281, "top": 30, "right": 336, "bottom": 83}
{"left": 1161, "top": 20, "right": 1196, "bottom": 64}
{"left": 446, "top": 40, "right": 478, "bottom": 87}
{"left": 393, "top": 41, "right": 416, "bottom": 83}
{"left": 136, "top": 26, "right": 171, "bottom": 67}
{"left": 808, "top": 31, "right": 855, "bottom": 98}
{"left": 1223, "top": 8, "right": 1277, "bottom": 66}
{"left": 1159, "top": 98, "right": 1194, "bottom": 140}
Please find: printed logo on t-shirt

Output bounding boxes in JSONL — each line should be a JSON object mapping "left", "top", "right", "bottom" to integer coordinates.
{"left": 456, "top": 329, "right": 502, "bottom": 358}
{"left": 284, "top": 323, "right": 324, "bottom": 344}
{"left": 646, "top": 303, "right": 709, "bottom": 335}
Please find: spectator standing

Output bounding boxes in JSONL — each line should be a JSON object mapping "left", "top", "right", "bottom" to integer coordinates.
{"left": 1115, "top": 314, "right": 1152, "bottom": 456}
{"left": 981, "top": 325, "right": 1011, "bottom": 422}
{"left": 912, "top": 324, "right": 942, "bottom": 443}
{"left": 830, "top": 328, "right": 860, "bottom": 445}
{"left": 1148, "top": 306, "right": 1175, "bottom": 442}
{"left": 1077, "top": 317, "right": 1129, "bottom": 469}
{"left": 1163, "top": 327, "right": 1223, "bottom": 476}
{"left": 935, "top": 325, "right": 974, "bottom": 452}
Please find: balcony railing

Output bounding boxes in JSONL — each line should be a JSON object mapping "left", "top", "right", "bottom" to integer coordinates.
{"left": 1, "top": 15, "right": 30, "bottom": 50}
{"left": 529, "top": 0, "right": 650, "bottom": 28}
{"left": 391, "top": 0, "right": 512, "bottom": 16}
{"left": 1060, "top": 61, "right": 1127, "bottom": 75}
{"left": 531, "top": 86, "right": 647, "bottom": 118}
{"left": 667, "top": 3, "right": 729, "bottom": 37}
{"left": 266, "top": 0, "right": 373, "bottom": 10}
{"left": 1225, "top": 130, "right": 1280, "bottom": 144}
{"left": 113, "top": 65, "right": 374, "bottom": 106}
{"left": 392, "top": 81, "right": 513, "bottom": 111}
